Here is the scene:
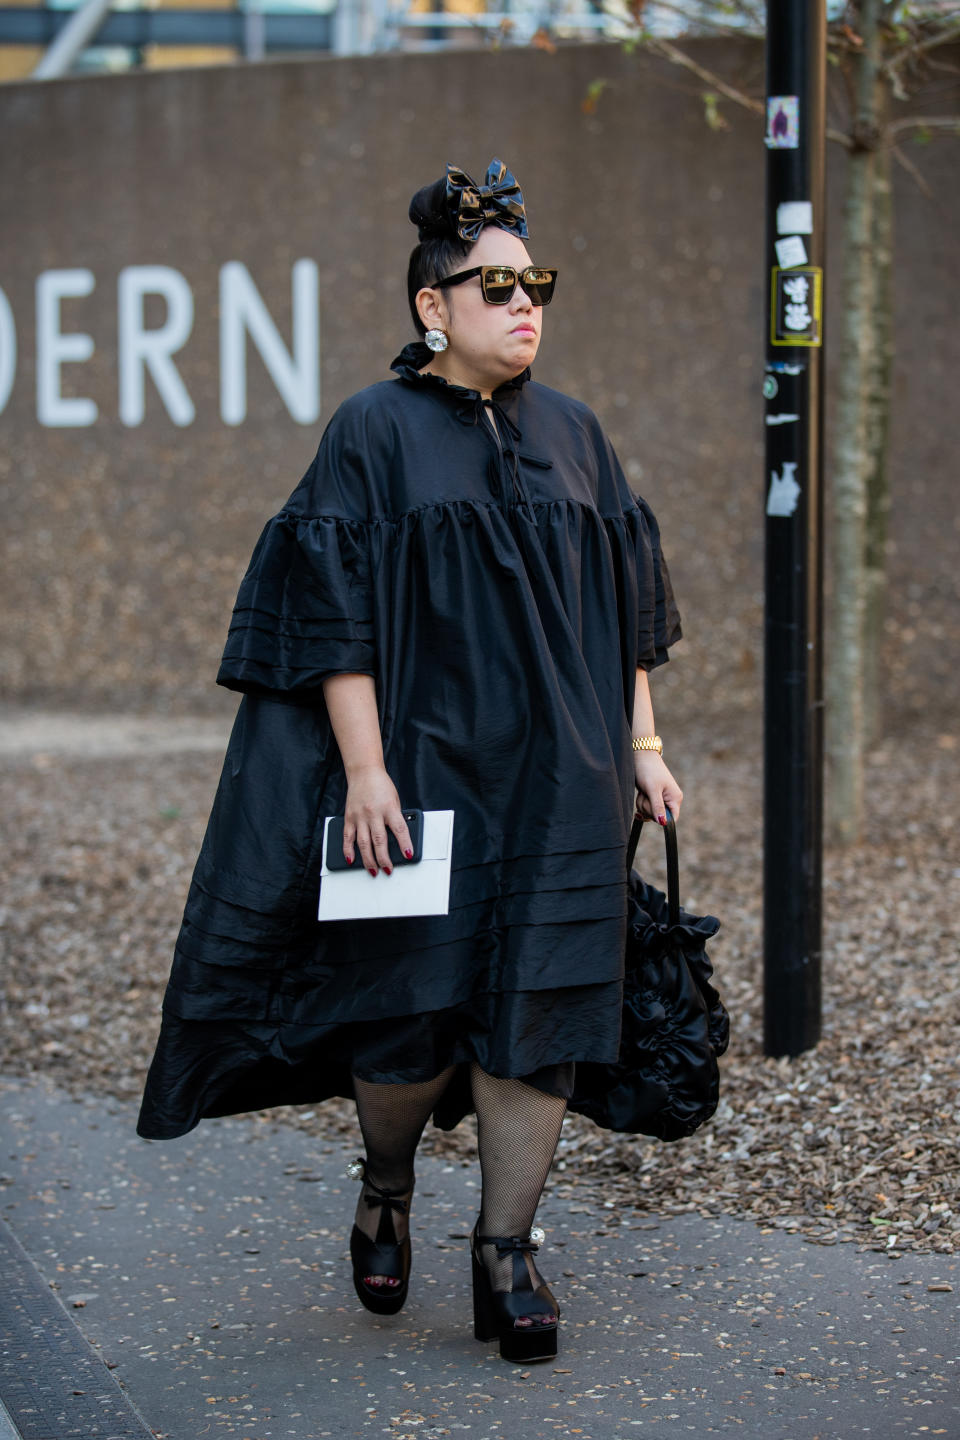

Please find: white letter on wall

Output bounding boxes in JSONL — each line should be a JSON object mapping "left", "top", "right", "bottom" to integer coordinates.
{"left": 220, "top": 259, "right": 319, "bottom": 426}
{"left": 0, "top": 286, "right": 15, "bottom": 417}
{"left": 118, "top": 266, "right": 196, "bottom": 427}
{"left": 36, "top": 269, "right": 97, "bottom": 427}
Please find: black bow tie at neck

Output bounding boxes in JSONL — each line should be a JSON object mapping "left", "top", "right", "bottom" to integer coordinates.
{"left": 446, "top": 158, "right": 529, "bottom": 243}
{"left": 479, "top": 397, "right": 535, "bottom": 522}
{"left": 480, "top": 395, "right": 522, "bottom": 445}
{"left": 387, "top": 340, "right": 534, "bottom": 518}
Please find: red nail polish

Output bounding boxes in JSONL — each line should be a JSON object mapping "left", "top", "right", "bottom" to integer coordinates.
{"left": 404, "top": 849, "right": 413, "bottom": 859}
{"left": 346, "top": 855, "right": 354, "bottom": 864}
{"left": 385, "top": 867, "right": 393, "bottom": 876}
{"left": 369, "top": 867, "right": 377, "bottom": 877}
{"left": 658, "top": 814, "right": 667, "bottom": 826}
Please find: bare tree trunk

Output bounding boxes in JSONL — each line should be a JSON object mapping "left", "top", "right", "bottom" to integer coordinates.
{"left": 826, "top": 152, "right": 874, "bottom": 844}
{"left": 862, "top": 110, "right": 894, "bottom": 748}
{"left": 825, "top": 0, "right": 883, "bottom": 847}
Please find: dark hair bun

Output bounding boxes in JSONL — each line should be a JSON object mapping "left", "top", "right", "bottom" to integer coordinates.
{"left": 409, "top": 160, "right": 529, "bottom": 245}
{"left": 408, "top": 177, "right": 452, "bottom": 242}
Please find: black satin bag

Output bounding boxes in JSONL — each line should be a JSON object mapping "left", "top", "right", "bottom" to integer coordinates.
{"left": 569, "top": 812, "right": 728, "bottom": 1141}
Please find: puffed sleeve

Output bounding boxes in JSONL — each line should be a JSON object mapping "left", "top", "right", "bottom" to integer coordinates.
{"left": 589, "top": 414, "right": 682, "bottom": 672}
{"left": 627, "top": 493, "right": 683, "bottom": 672}
{"left": 215, "top": 509, "right": 376, "bottom": 700}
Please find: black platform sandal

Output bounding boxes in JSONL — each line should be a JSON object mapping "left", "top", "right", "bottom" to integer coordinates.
{"left": 470, "top": 1220, "right": 560, "bottom": 1363}
{"left": 346, "top": 1156, "right": 414, "bottom": 1316}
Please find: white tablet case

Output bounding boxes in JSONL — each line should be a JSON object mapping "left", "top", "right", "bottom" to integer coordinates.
{"left": 317, "top": 809, "right": 455, "bottom": 921}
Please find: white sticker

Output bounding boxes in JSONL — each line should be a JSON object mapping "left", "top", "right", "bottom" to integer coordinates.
{"left": 767, "top": 461, "right": 800, "bottom": 517}
{"left": 775, "top": 235, "right": 808, "bottom": 269}
{"left": 765, "top": 413, "right": 800, "bottom": 426}
{"left": 777, "top": 201, "right": 813, "bottom": 235}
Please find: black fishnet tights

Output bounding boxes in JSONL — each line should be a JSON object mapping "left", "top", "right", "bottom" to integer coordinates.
{"left": 352, "top": 1066, "right": 456, "bottom": 1288}
{"left": 471, "top": 1063, "right": 566, "bottom": 1326}
{"left": 350, "top": 1062, "right": 566, "bottom": 1325}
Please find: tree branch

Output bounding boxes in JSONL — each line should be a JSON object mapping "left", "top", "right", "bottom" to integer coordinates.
{"left": 615, "top": 29, "right": 855, "bottom": 146}
{"left": 925, "top": 55, "right": 960, "bottom": 78}
{"left": 624, "top": 0, "right": 763, "bottom": 37}
{"left": 890, "top": 142, "right": 935, "bottom": 198}
{"left": 599, "top": 8, "right": 952, "bottom": 156}
{"left": 884, "top": 20, "right": 960, "bottom": 80}
{"left": 641, "top": 34, "right": 764, "bottom": 116}
{"left": 887, "top": 114, "right": 960, "bottom": 137}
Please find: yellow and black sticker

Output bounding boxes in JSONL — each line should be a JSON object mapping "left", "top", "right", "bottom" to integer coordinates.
{"left": 771, "top": 266, "right": 823, "bottom": 347}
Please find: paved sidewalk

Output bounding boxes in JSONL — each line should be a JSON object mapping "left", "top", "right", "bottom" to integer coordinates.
{"left": 1, "top": 1079, "right": 957, "bottom": 1440}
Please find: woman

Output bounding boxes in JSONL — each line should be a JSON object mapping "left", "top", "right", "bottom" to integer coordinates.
{"left": 137, "top": 159, "right": 684, "bottom": 1365}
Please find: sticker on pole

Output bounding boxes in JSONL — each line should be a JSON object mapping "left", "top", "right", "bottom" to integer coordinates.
{"left": 767, "top": 461, "right": 800, "bottom": 517}
{"left": 776, "top": 200, "right": 813, "bottom": 234}
{"left": 775, "top": 235, "right": 808, "bottom": 269}
{"left": 771, "top": 266, "right": 823, "bottom": 347}
{"left": 766, "top": 96, "right": 799, "bottom": 149}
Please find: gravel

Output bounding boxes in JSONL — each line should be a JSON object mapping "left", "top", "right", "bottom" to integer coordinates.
{"left": 1, "top": 714, "right": 957, "bottom": 1259}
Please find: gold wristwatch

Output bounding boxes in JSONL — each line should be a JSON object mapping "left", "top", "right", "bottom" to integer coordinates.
{"left": 631, "top": 734, "right": 663, "bottom": 756}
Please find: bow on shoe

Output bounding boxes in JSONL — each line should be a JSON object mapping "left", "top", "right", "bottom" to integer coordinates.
{"left": 489, "top": 1237, "right": 536, "bottom": 1256}
{"left": 446, "top": 159, "right": 529, "bottom": 243}
{"left": 363, "top": 1191, "right": 408, "bottom": 1216}
{"left": 484, "top": 1227, "right": 546, "bottom": 1256}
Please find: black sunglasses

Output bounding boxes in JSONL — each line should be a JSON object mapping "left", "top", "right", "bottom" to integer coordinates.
{"left": 432, "top": 264, "right": 558, "bottom": 306}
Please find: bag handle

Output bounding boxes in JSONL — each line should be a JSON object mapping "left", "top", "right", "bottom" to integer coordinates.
{"left": 627, "top": 806, "right": 679, "bottom": 926}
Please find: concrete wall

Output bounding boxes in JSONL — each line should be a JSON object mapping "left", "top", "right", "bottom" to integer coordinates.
{"left": 1, "top": 42, "right": 957, "bottom": 724}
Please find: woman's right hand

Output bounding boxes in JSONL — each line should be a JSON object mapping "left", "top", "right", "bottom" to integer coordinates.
{"left": 343, "top": 764, "right": 415, "bottom": 876}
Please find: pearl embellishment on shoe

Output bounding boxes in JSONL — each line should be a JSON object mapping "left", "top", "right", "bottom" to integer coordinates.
{"left": 530, "top": 1226, "right": 546, "bottom": 1245}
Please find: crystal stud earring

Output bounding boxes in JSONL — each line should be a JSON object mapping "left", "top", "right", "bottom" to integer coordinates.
{"left": 425, "top": 328, "right": 449, "bottom": 353}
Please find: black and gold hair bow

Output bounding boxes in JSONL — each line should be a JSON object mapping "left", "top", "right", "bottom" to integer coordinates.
{"left": 444, "top": 158, "right": 529, "bottom": 243}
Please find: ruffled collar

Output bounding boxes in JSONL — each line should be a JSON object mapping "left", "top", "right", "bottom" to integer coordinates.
{"left": 389, "top": 340, "right": 537, "bottom": 516}
{"left": 389, "top": 340, "right": 532, "bottom": 401}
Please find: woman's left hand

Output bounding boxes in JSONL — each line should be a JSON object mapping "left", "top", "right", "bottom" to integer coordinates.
{"left": 634, "top": 752, "right": 683, "bottom": 826}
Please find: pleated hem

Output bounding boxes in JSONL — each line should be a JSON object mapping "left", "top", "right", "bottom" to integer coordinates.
{"left": 136, "top": 980, "right": 623, "bottom": 1141}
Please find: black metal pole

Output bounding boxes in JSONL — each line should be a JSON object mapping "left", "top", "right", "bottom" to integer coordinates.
{"left": 763, "top": 0, "right": 826, "bottom": 1056}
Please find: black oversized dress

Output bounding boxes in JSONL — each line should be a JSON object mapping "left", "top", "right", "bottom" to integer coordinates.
{"left": 136, "top": 341, "right": 681, "bottom": 1140}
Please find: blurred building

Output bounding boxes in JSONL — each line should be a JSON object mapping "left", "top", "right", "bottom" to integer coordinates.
{"left": 0, "top": 0, "right": 644, "bottom": 82}
{"left": 0, "top": 0, "right": 333, "bottom": 81}
{"left": 1, "top": 0, "right": 939, "bottom": 82}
